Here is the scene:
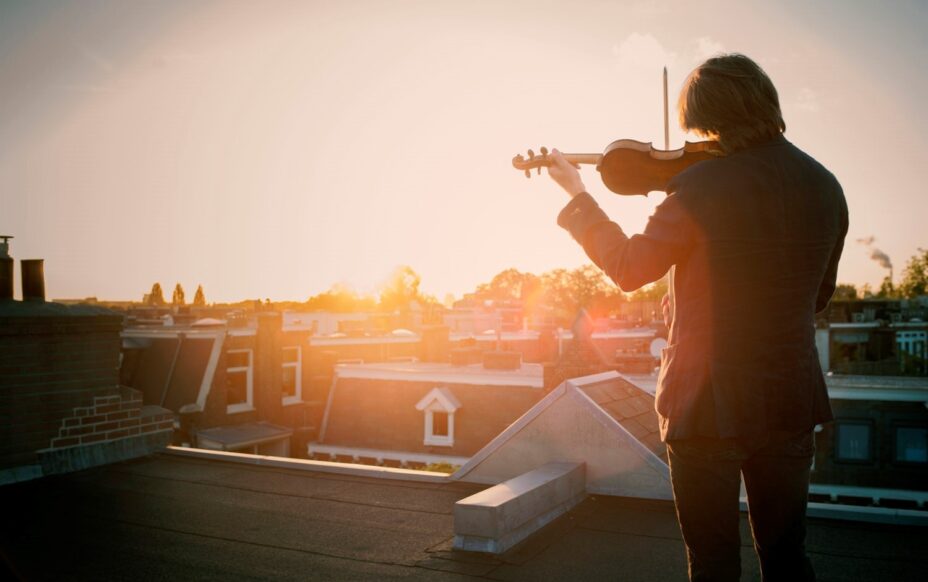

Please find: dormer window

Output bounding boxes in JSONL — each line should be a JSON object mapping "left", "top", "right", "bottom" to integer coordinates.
{"left": 415, "top": 387, "right": 461, "bottom": 447}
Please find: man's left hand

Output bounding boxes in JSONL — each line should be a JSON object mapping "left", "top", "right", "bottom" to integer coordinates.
{"left": 546, "top": 149, "right": 586, "bottom": 198}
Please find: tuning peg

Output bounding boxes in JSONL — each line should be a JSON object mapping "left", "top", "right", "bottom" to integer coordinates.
{"left": 524, "top": 169, "right": 531, "bottom": 178}
{"left": 537, "top": 167, "right": 542, "bottom": 175}
{"left": 527, "top": 149, "right": 535, "bottom": 159}
{"left": 540, "top": 146, "right": 548, "bottom": 156}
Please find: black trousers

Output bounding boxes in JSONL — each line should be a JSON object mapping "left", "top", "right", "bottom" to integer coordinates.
{"left": 667, "top": 430, "right": 817, "bottom": 582}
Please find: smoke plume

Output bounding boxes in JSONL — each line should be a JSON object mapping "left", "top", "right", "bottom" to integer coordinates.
{"left": 856, "top": 236, "right": 893, "bottom": 270}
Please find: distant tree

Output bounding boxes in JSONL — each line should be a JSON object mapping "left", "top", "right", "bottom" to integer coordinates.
{"left": 305, "top": 283, "right": 377, "bottom": 313}
{"left": 475, "top": 268, "right": 540, "bottom": 304}
{"left": 172, "top": 283, "right": 185, "bottom": 306}
{"left": 832, "top": 283, "right": 858, "bottom": 301}
{"left": 379, "top": 265, "right": 423, "bottom": 312}
{"left": 876, "top": 276, "right": 897, "bottom": 299}
{"left": 898, "top": 248, "right": 928, "bottom": 299}
{"left": 539, "top": 265, "right": 614, "bottom": 319}
{"left": 147, "top": 282, "right": 165, "bottom": 306}
{"left": 192, "top": 285, "right": 206, "bottom": 306}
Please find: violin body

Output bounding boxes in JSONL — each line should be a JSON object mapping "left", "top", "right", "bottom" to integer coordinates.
{"left": 512, "top": 140, "right": 723, "bottom": 196}
{"left": 598, "top": 139, "right": 721, "bottom": 196}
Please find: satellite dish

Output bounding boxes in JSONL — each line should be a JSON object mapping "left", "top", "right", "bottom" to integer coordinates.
{"left": 649, "top": 337, "right": 668, "bottom": 358}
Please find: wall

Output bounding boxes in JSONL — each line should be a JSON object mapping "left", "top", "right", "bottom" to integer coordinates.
{"left": 0, "top": 306, "right": 123, "bottom": 470}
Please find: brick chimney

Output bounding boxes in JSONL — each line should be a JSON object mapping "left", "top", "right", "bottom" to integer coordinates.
{"left": 253, "top": 312, "right": 283, "bottom": 420}
{"left": 420, "top": 324, "right": 450, "bottom": 362}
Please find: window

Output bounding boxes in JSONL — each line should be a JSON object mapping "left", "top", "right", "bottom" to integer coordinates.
{"left": 432, "top": 411, "right": 449, "bottom": 437}
{"left": 282, "top": 346, "right": 302, "bottom": 405}
{"left": 835, "top": 421, "right": 873, "bottom": 462}
{"left": 415, "top": 387, "right": 461, "bottom": 447}
{"left": 226, "top": 349, "right": 253, "bottom": 414}
{"left": 895, "top": 426, "right": 928, "bottom": 463}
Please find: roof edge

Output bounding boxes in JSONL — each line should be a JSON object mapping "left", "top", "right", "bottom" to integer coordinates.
{"left": 164, "top": 446, "right": 452, "bottom": 483}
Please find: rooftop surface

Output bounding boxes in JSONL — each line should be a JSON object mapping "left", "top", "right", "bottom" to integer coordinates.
{"left": 2, "top": 453, "right": 925, "bottom": 581}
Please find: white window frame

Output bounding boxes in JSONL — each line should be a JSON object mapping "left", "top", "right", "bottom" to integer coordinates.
{"left": 226, "top": 348, "right": 254, "bottom": 414}
{"left": 282, "top": 346, "right": 302, "bottom": 405}
{"left": 424, "top": 402, "right": 454, "bottom": 447}
{"left": 415, "top": 387, "right": 461, "bottom": 447}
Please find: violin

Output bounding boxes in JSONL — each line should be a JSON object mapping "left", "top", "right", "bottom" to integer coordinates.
{"left": 511, "top": 139, "right": 723, "bottom": 196}
{"left": 512, "top": 67, "right": 723, "bottom": 196}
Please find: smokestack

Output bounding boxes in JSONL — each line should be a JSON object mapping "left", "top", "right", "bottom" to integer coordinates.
{"left": 0, "top": 235, "right": 12, "bottom": 301}
{"left": 21, "top": 259, "right": 45, "bottom": 302}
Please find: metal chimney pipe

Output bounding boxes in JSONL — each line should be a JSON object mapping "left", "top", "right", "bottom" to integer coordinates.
{"left": 0, "top": 235, "right": 13, "bottom": 301}
{"left": 21, "top": 259, "right": 45, "bottom": 302}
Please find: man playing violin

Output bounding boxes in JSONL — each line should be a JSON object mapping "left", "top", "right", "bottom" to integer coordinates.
{"left": 546, "top": 53, "right": 847, "bottom": 582}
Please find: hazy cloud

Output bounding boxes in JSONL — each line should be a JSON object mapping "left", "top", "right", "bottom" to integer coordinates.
{"left": 612, "top": 33, "right": 679, "bottom": 74}
{"left": 795, "top": 87, "right": 820, "bottom": 112}
{"left": 695, "top": 37, "right": 725, "bottom": 60}
{"left": 612, "top": 34, "right": 726, "bottom": 78}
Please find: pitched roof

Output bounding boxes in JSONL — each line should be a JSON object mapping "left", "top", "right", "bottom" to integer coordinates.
{"left": 319, "top": 370, "right": 543, "bottom": 458}
{"left": 575, "top": 375, "right": 665, "bottom": 461}
{"left": 454, "top": 372, "right": 672, "bottom": 500}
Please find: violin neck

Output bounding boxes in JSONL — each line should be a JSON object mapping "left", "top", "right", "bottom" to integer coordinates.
{"left": 561, "top": 153, "right": 602, "bottom": 166}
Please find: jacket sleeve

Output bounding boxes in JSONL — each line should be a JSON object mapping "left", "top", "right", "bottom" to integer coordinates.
{"left": 815, "top": 191, "right": 849, "bottom": 313}
{"left": 557, "top": 192, "right": 694, "bottom": 292}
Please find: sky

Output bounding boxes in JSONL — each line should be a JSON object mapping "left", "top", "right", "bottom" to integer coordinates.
{"left": 0, "top": 0, "right": 925, "bottom": 302}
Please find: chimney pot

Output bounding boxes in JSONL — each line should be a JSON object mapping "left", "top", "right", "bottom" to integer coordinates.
{"left": 0, "top": 235, "right": 13, "bottom": 300}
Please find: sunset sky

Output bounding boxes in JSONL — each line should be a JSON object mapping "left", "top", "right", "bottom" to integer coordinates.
{"left": 1, "top": 0, "right": 925, "bottom": 303}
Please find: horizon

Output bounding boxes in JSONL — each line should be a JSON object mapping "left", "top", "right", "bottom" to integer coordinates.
{"left": 1, "top": 0, "right": 925, "bottom": 302}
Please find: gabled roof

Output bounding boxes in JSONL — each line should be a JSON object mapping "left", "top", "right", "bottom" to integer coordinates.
{"left": 415, "top": 387, "right": 462, "bottom": 412}
{"left": 576, "top": 375, "right": 665, "bottom": 461}
{"left": 453, "top": 371, "right": 672, "bottom": 500}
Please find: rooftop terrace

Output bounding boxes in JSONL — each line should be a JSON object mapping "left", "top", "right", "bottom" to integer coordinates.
{"left": 1, "top": 452, "right": 925, "bottom": 581}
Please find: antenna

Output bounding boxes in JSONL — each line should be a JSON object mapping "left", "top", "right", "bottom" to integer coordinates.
{"left": 662, "top": 66, "right": 669, "bottom": 150}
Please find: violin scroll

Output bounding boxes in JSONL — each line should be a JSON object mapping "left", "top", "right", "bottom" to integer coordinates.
{"left": 512, "top": 146, "right": 551, "bottom": 178}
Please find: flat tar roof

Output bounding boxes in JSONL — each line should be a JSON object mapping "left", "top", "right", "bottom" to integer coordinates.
{"left": 1, "top": 453, "right": 925, "bottom": 581}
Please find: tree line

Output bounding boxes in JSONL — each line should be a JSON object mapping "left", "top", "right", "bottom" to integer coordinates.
{"left": 834, "top": 248, "right": 928, "bottom": 300}
{"left": 142, "top": 248, "right": 928, "bottom": 313}
{"left": 145, "top": 283, "right": 206, "bottom": 307}
{"left": 303, "top": 264, "right": 666, "bottom": 320}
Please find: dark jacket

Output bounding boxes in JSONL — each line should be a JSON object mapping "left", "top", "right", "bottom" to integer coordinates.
{"left": 557, "top": 135, "right": 848, "bottom": 441}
